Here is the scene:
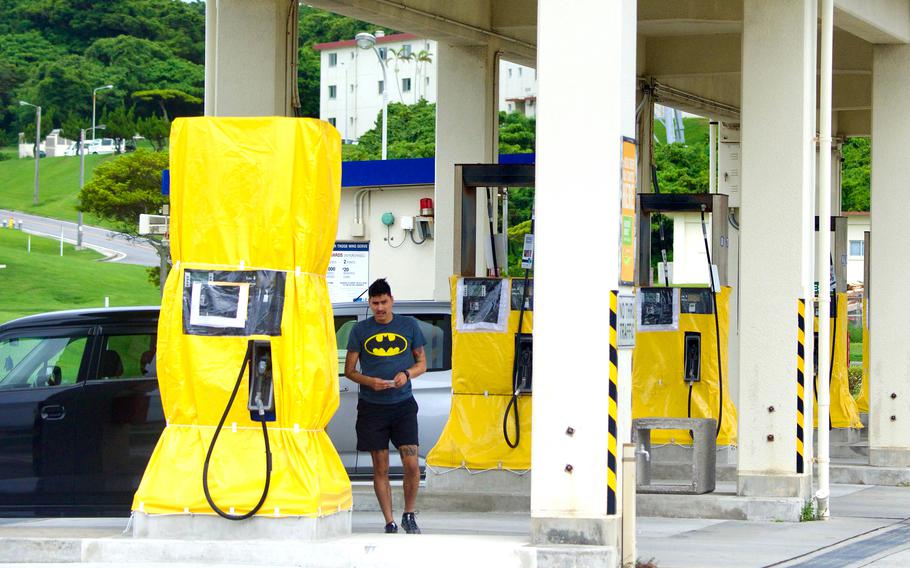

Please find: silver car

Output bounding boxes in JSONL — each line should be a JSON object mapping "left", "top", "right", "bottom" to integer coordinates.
{"left": 326, "top": 301, "right": 453, "bottom": 478}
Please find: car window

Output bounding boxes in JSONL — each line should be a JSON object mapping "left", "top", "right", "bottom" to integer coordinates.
{"left": 413, "top": 314, "right": 451, "bottom": 371}
{"left": 95, "top": 334, "right": 157, "bottom": 380}
{"left": 335, "top": 316, "right": 357, "bottom": 375}
{"left": 0, "top": 334, "right": 89, "bottom": 389}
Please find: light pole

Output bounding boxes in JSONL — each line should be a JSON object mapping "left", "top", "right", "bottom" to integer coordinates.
{"left": 78, "top": 124, "right": 104, "bottom": 248}
{"left": 19, "top": 101, "right": 41, "bottom": 205}
{"left": 355, "top": 33, "right": 388, "bottom": 160}
{"left": 92, "top": 84, "right": 114, "bottom": 144}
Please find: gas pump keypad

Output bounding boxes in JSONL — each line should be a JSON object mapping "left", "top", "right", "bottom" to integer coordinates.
{"left": 680, "top": 288, "right": 714, "bottom": 315}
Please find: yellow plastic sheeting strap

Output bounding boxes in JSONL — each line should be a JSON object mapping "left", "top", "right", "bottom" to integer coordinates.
{"left": 426, "top": 394, "right": 531, "bottom": 470}
{"left": 814, "top": 292, "right": 863, "bottom": 428}
{"left": 132, "top": 117, "right": 350, "bottom": 517}
{"left": 856, "top": 297, "right": 870, "bottom": 413}
{"left": 632, "top": 287, "right": 738, "bottom": 446}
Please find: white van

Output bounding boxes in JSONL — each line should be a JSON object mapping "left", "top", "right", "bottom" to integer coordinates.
{"left": 63, "top": 138, "right": 122, "bottom": 156}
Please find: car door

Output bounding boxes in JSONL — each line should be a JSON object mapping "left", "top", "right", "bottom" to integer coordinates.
{"left": 0, "top": 326, "right": 91, "bottom": 514}
{"left": 72, "top": 324, "right": 163, "bottom": 512}
{"left": 325, "top": 311, "right": 361, "bottom": 474}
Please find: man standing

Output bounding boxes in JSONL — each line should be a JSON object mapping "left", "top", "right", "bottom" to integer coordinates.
{"left": 344, "top": 278, "right": 427, "bottom": 534}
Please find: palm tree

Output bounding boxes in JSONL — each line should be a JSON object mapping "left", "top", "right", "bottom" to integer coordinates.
{"left": 413, "top": 49, "right": 433, "bottom": 101}
{"left": 390, "top": 47, "right": 414, "bottom": 103}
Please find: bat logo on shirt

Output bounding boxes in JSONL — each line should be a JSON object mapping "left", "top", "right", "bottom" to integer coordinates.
{"left": 365, "top": 333, "right": 408, "bottom": 356}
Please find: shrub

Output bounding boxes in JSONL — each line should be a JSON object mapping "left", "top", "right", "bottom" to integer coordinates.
{"left": 848, "top": 367, "right": 863, "bottom": 397}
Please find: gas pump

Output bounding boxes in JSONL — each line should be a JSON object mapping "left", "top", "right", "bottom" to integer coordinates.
{"left": 426, "top": 163, "right": 535, "bottom": 472}
{"left": 813, "top": 216, "right": 863, "bottom": 428}
{"left": 132, "top": 117, "right": 351, "bottom": 522}
{"left": 632, "top": 193, "right": 738, "bottom": 446}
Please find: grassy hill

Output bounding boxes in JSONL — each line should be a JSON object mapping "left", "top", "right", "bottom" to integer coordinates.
{"left": 652, "top": 115, "right": 710, "bottom": 146}
{"left": 0, "top": 153, "right": 113, "bottom": 225}
{"left": 0, "top": 228, "right": 160, "bottom": 324}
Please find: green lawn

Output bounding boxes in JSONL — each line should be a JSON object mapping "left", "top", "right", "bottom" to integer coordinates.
{"left": 652, "top": 116, "right": 710, "bottom": 146}
{"left": 0, "top": 152, "right": 114, "bottom": 225}
{"left": 0, "top": 228, "right": 160, "bottom": 324}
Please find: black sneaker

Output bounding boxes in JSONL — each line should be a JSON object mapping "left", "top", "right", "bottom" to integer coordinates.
{"left": 401, "top": 512, "right": 421, "bottom": 534}
{"left": 384, "top": 521, "right": 398, "bottom": 533}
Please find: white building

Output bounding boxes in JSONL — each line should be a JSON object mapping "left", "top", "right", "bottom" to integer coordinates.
{"left": 314, "top": 32, "right": 536, "bottom": 142}
{"left": 846, "top": 212, "right": 870, "bottom": 285}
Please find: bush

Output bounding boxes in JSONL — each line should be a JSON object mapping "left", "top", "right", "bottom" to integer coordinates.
{"left": 848, "top": 367, "right": 863, "bottom": 398}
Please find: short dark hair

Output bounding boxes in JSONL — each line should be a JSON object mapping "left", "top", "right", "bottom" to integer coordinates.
{"left": 368, "top": 278, "right": 392, "bottom": 299}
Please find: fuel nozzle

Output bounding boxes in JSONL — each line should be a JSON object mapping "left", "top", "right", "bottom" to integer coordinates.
{"left": 248, "top": 340, "right": 275, "bottom": 422}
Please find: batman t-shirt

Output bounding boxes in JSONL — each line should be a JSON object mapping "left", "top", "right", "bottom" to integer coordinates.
{"left": 347, "top": 315, "right": 427, "bottom": 404}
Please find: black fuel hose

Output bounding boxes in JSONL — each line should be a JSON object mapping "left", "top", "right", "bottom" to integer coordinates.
{"left": 203, "top": 342, "right": 273, "bottom": 520}
{"left": 504, "top": 218, "right": 534, "bottom": 449}
{"left": 700, "top": 207, "right": 723, "bottom": 439}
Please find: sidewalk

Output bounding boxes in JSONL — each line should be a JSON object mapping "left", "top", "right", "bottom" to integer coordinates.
{"left": 1, "top": 484, "right": 908, "bottom": 567}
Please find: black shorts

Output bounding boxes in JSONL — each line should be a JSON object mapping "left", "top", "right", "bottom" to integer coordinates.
{"left": 356, "top": 397, "right": 419, "bottom": 452}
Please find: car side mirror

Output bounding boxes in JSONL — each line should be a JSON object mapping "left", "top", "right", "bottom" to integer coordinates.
{"left": 46, "top": 366, "right": 62, "bottom": 387}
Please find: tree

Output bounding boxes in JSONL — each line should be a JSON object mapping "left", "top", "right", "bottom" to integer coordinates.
{"left": 136, "top": 114, "right": 170, "bottom": 151}
{"left": 841, "top": 137, "right": 870, "bottom": 211}
{"left": 132, "top": 89, "right": 201, "bottom": 122}
{"left": 101, "top": 105, "right": 137, "bottom": 153}
{"left": 78, "top": 149, "right": 169, "bottom": 287}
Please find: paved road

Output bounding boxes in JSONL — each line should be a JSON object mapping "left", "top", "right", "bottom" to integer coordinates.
{"left": 0, "top": 209, "right": 160, "bottom": 267}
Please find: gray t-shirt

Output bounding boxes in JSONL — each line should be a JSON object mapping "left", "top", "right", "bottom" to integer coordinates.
{"left": 347, "top": 315, "right": 426, "bottom": 404}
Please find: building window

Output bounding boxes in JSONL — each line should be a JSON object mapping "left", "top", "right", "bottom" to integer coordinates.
{"left": 425, "top": 76, "right": 430, "bottom": 86}
{"left": 518, "top": 67, "right": 522, "bottom": 76}
{"left": 403, "top": 44, "right": 412, "bottom": 57}
{"left": 508, "top": 103, "right": 513, "bottom": 111}
{"left": 379, "top": 47, "right": 387, "bottom": 60}
{"left": 378, "top": 80, "right": 384, "bottom": 94}
{"left": 508, "top": 68, "right": 513, "bottom": 78}
{"left": 849, "top": 240, "right": 865, "bottom": 257}
{"left": 402, "top": 78, "right": 411, "bottom": 92}
{"left": 328, "top": 85, "right": 337, "bottom": 99}
{"left": 425, "top": 42, "right": 430, "bottom": 50}
{"left": 328, "top": 53, "right": 338, "bottom": 67}
{"left": 350, "top": 84, "right": 354, "bottom": 93}
{"left": 328, "top": 117, "right": 336, "bottom": 127}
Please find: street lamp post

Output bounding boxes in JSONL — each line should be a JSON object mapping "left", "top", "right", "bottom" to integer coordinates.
{"left": 92, "top": 84, "right": 114, "bottom": 145}
{"left": 355, "top": 33, "right": 388, "bottom": 160}
{"left": 19, "top": 101, "right": 41, "bottom": 205}
{"left": 78, "top": 125, "right": 104, "bottom": 249}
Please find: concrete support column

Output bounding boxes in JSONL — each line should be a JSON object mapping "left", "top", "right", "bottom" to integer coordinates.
{"left": 738, "top": 0, "right": 816, "bottom": 498}
{"left": 204, "top": 0, "right": 296, "bottom": 116}
{"left": 531, "top": 0, "right": 635, "bottom": 553}
{"left": 433, "top": 43, "right": 498, "bottom": 300}
{"left": 868, "top": 44, "right": 910, "bottom": 467}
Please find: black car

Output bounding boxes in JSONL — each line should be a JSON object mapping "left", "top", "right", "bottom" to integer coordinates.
{"left": 0, "top": 307, "right": 161, "bottom": 516}
{"left": 0, "top": 303, "right": 453, "bottom": 516}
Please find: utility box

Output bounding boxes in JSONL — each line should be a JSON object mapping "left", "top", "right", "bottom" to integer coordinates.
{"left": 633, "top": 417, "right": 716, "bottom": 494}
{"left": 139, "top": 214, "right": 168, "bottom": 235}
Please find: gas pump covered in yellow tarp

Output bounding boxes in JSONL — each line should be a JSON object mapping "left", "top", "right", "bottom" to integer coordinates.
{"left": 132, "top": 117, "right": 351, "bottom": 518}
{"left": 814, "top": 292, "right": 863, "bottom": 428}
{"left": 427, "top": 276, "right": 534, "bottom": 470}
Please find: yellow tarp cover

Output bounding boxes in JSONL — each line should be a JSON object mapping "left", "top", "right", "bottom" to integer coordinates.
{"left": 814, "top": 292, "right": 863, "bottom": 429}
{"left": 856, "top": 297, "right": 869, "bottom": 413}
{"left": 632, "top": 287, "right": 739, "bottom": 446}
{"left": 132, "top": 117, "right": 351, "bottom": 517}
{"left": 426, "top": 276, "right": 533, "bottom": 470}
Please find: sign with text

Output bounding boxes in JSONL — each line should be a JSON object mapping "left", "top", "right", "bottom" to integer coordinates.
{"left": 328, "top": 242, "right": 369, "bottom": 302}
{"left": 617, "top": 293, "right": 636, "bottom": 348}
{"left": 620, "top": 137, "right": 637, "bottom": 286}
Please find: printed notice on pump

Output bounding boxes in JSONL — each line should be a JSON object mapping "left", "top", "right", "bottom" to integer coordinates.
{"left": 617, "top": 293, "right": 636, "bottom": 348}
{"left": 620, "top": 138, "right": 637, "bottom": 286}
{"left": 328, "top": 242, "right": 369, "bottom": 303}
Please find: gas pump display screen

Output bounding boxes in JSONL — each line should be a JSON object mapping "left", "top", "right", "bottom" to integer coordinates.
{"left": 637, "top": 287, "right": 679, "bottom": 332}
{"left": 511, "top": 279, "right": 533, "bottom": 311}
{"left": 183, "top": 269, "right": 286, "bottom": 336}
{"left": 456, "top": 277, "right": 509, "bottom": 332}
{"left": 680, "top": 288, "right": 713, "bottom": 315}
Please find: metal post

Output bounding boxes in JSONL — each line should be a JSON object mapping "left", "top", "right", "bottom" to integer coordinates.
{"left": 375, "top": 47, "right": 389, "bottom": 160}
{"left": 159, "top": 239, "right": 169, "bottom": 296}
{"left": 817, "top": 0, "right": 834, "bottom": 521}
{"left": 33, "top": 106, "right": 41, "bottom": 205}
{"left": 78, "top": 129, "right": 85, "bottom": 249}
